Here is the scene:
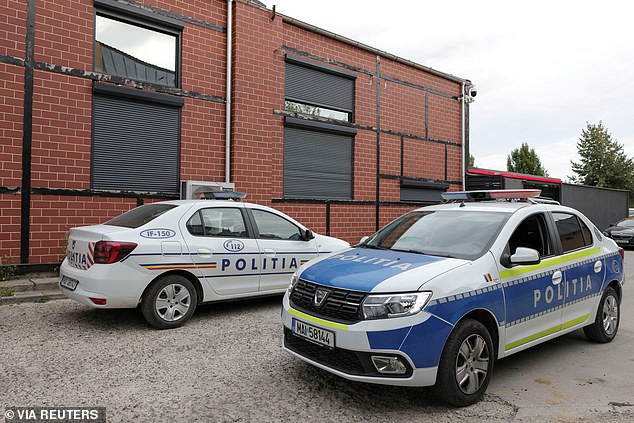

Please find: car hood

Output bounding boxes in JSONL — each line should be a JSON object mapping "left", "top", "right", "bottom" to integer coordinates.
{"left": 298, "top": 247, "right": 469, "bottom": 293}
{"left": 607, "top": 227, "right": 634, "bottom": 234}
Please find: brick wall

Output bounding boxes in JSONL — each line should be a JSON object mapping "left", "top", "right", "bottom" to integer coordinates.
{"left": 0, "top": 0, "right": 466, "bottom": 264}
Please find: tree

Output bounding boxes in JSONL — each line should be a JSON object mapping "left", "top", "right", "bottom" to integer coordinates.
{"left": 570, "top": 122, "right": 634, "bottom": 191}
{"left": 507, "top": 142, "right": 548, "bottom": 176}
{"left": 468, "top": 154, "right": 475, "bottom": 167}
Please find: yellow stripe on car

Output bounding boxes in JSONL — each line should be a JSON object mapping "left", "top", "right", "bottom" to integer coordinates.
{"left": 505, "top": 314, "right": 590, "bottom": 350}
{"left": 289, "top": 308, "right": 349, "bottom": 330}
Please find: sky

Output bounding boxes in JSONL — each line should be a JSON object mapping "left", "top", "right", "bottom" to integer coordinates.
{"left": 264, "top": 0, "right": 634, "bottom": 181}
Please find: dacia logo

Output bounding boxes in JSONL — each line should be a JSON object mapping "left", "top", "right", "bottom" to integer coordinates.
{"left": 314, "top": 288, "right": 329, "bottom": 307}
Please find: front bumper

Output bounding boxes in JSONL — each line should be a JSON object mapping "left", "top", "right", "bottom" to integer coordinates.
{"left": 281, "top": 294, "right": 452, "bottom": 387}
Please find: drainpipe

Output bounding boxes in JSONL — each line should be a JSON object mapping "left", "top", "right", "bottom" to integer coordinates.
{"left": 461, "top": 80, "right": 466, "bottom": 189}
{"left": 225, "top": 0, "right": 234, "bottom": 184}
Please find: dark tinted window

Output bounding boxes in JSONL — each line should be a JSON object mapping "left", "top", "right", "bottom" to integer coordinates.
{"left": 105, "top": 203, "right": 176, "bottom": 228}
{"left": 365, "top": 210, "right": 509, "bottom": 259}
{"left": 552, "top": 213, "right": 592, "bottom": 252}
{"left": 507, "top": 214, "right": 553, "bottom": 257}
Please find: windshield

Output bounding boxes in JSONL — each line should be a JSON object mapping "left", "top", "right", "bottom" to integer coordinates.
{"left": 616, "top": 219, "right": 634, "bottom": 228}
{"left": 364, "top": 210, "right": 509, "bottom": 259}
{"left": 105, "top": 203, "right": 176, "bottom": 228}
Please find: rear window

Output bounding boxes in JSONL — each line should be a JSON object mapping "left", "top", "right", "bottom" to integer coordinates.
{"left": 105, "top": 204, "right": 176, "bottom": 228}
{"left": 552, "top": 212, "right": 593, "bottom": 252}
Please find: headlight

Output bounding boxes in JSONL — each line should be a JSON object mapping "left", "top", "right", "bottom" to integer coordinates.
{"left": 287, "top": 272, "right": 299, "bottom": 294}
{"left": 362, "top": 292, "right": 432, "bottom": 319}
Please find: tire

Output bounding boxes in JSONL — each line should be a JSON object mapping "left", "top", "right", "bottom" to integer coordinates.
{"left": 583, "top": 286, "right": 620, "bottom": 343}
{"left": 141, "top": 275, "right": 198, "bottom": 329}
{"left": 432, "top": 319, "right": 494, "bottom": 407}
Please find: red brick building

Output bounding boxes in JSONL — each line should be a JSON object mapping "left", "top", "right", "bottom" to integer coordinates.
{"left": 0, "top": 0, "right": 473, "bottom": 269}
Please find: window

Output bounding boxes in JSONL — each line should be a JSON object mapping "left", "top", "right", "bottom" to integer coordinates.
{"left": 94, "top": 12, "right": 179, "bottom": 87}
{"left": 105, "top": 203, "right": 176, "bottom": 228}
{"left": 251, "top": 210, "right": 303, "bottom": 241}
{"left": 91, "top": 4, "right": 183, "bottom": 193}
{"left": 553, "top": 213, "right": 593, "bottom": 252}
{"left": 187, "top": 208, "right": 248, "bottom": 238}
{"left": 365, "top": 211, "right": 509, "bottom": 260}
{"left": 507, "top": 214, "right": 553, "bottom": 257}
{"left": 283, "top": 56, "right": 357, "bottom": 200}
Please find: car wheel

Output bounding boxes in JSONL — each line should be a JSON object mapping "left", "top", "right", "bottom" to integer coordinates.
{"left": 583, "top": 286, "right": 619, "bottom": 343}
{"left": 141, "top": 275, "right": 198, "bottom": 329}
{"left": 432, "top": 319, "right": 494, "bottom": 407}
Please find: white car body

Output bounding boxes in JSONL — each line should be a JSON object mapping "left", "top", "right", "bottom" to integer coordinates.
{"left": 281, "top": 193, "right": 625, "bottom": 405}
{"left": 60, "top": 199, "right": 349, "bottom": 322}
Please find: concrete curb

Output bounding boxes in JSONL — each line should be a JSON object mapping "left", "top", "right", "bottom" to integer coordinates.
{"left": 0, "top": 274, "right": 65, "bottom": 305}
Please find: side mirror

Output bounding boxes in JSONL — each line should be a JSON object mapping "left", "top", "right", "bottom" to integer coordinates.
{"left": 359, "top": 236, "right": 369, "bottom": 244}
{"left": 303, "top": 229, "right": 315, "bottom": 241}
{"left": 510, "top": 247, "right": 540, "bottom": 266}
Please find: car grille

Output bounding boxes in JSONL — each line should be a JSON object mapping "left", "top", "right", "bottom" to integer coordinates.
{"left": 284, "top": 327, "right": 413, "bottom": 378}
{"left": 611, "top": 233, "right": 633, "bottom": 240}
{"left": 284, "top": 327, "right": 366, "bottom": 374}
{"left": 289, "top": 279, "right": 367, "bottom": 324}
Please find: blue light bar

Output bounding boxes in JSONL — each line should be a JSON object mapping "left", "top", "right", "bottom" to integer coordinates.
{"left": 441, "top": 189, "right": 541, "bottom": 201}
{"left": 200, "top": 191, "right": 247, "bottom": 200}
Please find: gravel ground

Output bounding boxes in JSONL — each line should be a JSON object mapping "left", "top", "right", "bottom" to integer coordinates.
{"left": 1, "top": 252, "right": 633, "bottom": 422}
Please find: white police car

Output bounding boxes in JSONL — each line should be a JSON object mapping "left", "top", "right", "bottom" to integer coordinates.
{"left": 281, "top": 190, "right": 624, "bottom": 406}
{"left": 59, "top": 192, "right": 349, "bottom": 329}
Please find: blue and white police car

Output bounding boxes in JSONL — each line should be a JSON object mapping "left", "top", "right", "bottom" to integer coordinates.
{"left": 281, "top": 190, "right": 624, "bottom": 406}
{"left": 59, "top": 192, "right": 349, "bottom": 329}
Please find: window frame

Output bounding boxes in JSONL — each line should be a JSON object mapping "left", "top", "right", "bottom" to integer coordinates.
{"left": 505, "top": 212, "right": 556, "bottom": 260}
{"left": 94, "top": 1, "right": 182, "bottom": 88}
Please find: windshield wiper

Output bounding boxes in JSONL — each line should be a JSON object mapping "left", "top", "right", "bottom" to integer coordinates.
{"left": 391, "top": 248, "right": 456, "bottom": 259}
{"left": 361, "top": 244, "right": 388, "bottom": 250}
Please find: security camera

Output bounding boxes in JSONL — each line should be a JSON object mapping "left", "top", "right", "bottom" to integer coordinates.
{"left": 469, "top": 87, "right": 477, "bottom": 97}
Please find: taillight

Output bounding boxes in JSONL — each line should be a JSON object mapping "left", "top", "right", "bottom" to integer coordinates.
{"left": 94, "top": 241, "right": 137, "bottom": 264}
{"left": 618, "top": 247, "right": 625, "bottom": 261}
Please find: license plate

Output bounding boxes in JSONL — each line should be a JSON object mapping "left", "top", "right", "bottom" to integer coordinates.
{"left": 616, "top": 239, "right": 628, "bottom": 245}
{"left": 292, "top": 319, "right": 335, "bottom": 349}
{"left": 60, "top": 275, "right": 79, "bottom": 291}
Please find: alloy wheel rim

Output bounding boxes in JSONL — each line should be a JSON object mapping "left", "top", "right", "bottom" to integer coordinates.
{"left": 155, "top": 283, "right": 191, "bottom": 322}
{"left": 455, "top": 334, "right": 489, "bottom": 395}
{"left": 602, "top": 295, "right": 619, "bottom": 335}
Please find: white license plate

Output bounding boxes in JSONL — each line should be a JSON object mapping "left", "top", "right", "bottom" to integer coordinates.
{"left": 616, "top": 240, "right": 628, "bottom": 245}
{"left": 60, "top": 275, "right": 79, "bottom": 291}
{"left": 292, "top": 319, "right": 335, "bottom": 349}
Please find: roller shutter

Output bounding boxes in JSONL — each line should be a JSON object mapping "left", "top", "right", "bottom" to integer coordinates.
{"left": 284, "top": 127, "right": 352, "bottom": 199}
{"left": 92, "top": 94, "right": 180, "bottom": 192}
{"left": 285, "top": 62, "right": 354, "bottom": 112}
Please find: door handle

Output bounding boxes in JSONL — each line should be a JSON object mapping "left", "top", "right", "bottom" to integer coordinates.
{"left": 197, "top": 248, "right": 212, "bottom": 257}
{"left": 264, "top": 248, "right": 276, "bottom": 256}
{"left": 552, "top": 270, "right": 562, "bottom": 285}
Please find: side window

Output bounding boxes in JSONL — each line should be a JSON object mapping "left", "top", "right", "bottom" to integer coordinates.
{"left": 553, "top": 213, "right": 593, "bottom": 252}
{"left": 252, "top": 210, "right": 303, "bottom": 241}
{"left": 508, "top": 214, "right": 552, "bottom": 257}
{"left": 186, "top": 208, "right": 247, "bottom": 238}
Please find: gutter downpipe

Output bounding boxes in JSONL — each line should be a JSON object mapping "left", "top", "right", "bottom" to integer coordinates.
{"left": 461, "top": 80, "right": 466, "bottom": 189}
{"left": 225, "top": 0, "right": 234, "bottom": 184}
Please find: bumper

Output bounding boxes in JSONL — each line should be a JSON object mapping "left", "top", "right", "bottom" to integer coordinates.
{"left": 281, "top": 294, "right": 451, "bottom": 387}
{"left": 59, "top": 259, "right": 151, "bottom": 308}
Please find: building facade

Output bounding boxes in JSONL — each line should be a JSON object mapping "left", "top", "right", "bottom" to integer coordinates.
{"left": 0, "top": 0, "right": 470, "bottom": 268}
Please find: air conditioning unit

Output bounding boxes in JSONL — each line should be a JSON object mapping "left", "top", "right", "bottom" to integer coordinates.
{"left": 180, "top": 180, "right": 235, "bottom": 200}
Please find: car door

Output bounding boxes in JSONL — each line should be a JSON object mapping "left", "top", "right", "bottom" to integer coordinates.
{"left": 551, "top": 212, "right": 606, "bottom": 329}
{"left": 247, "top": 208, "right": 319, "bottom": 293}
{"left": 181, "top": 205, "right": 261, "bottom": 296}
{"left": 499, "top": 212, "right": 564, "bottom": 352}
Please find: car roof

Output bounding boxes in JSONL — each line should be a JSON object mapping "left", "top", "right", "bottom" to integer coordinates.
{"left": 416, "top": 201, "right": 534, "bottom": 213}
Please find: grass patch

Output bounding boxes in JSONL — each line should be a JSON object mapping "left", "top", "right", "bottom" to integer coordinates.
{"left": 0, "top": 287, "right": 15, "bottom": 297}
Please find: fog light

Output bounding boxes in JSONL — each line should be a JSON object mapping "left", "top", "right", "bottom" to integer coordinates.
{"left": 371, "top": 355, "right": 407, "bottom": 375}
{"left": 90, "top": 297, "right": 107, "bottom": 305}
